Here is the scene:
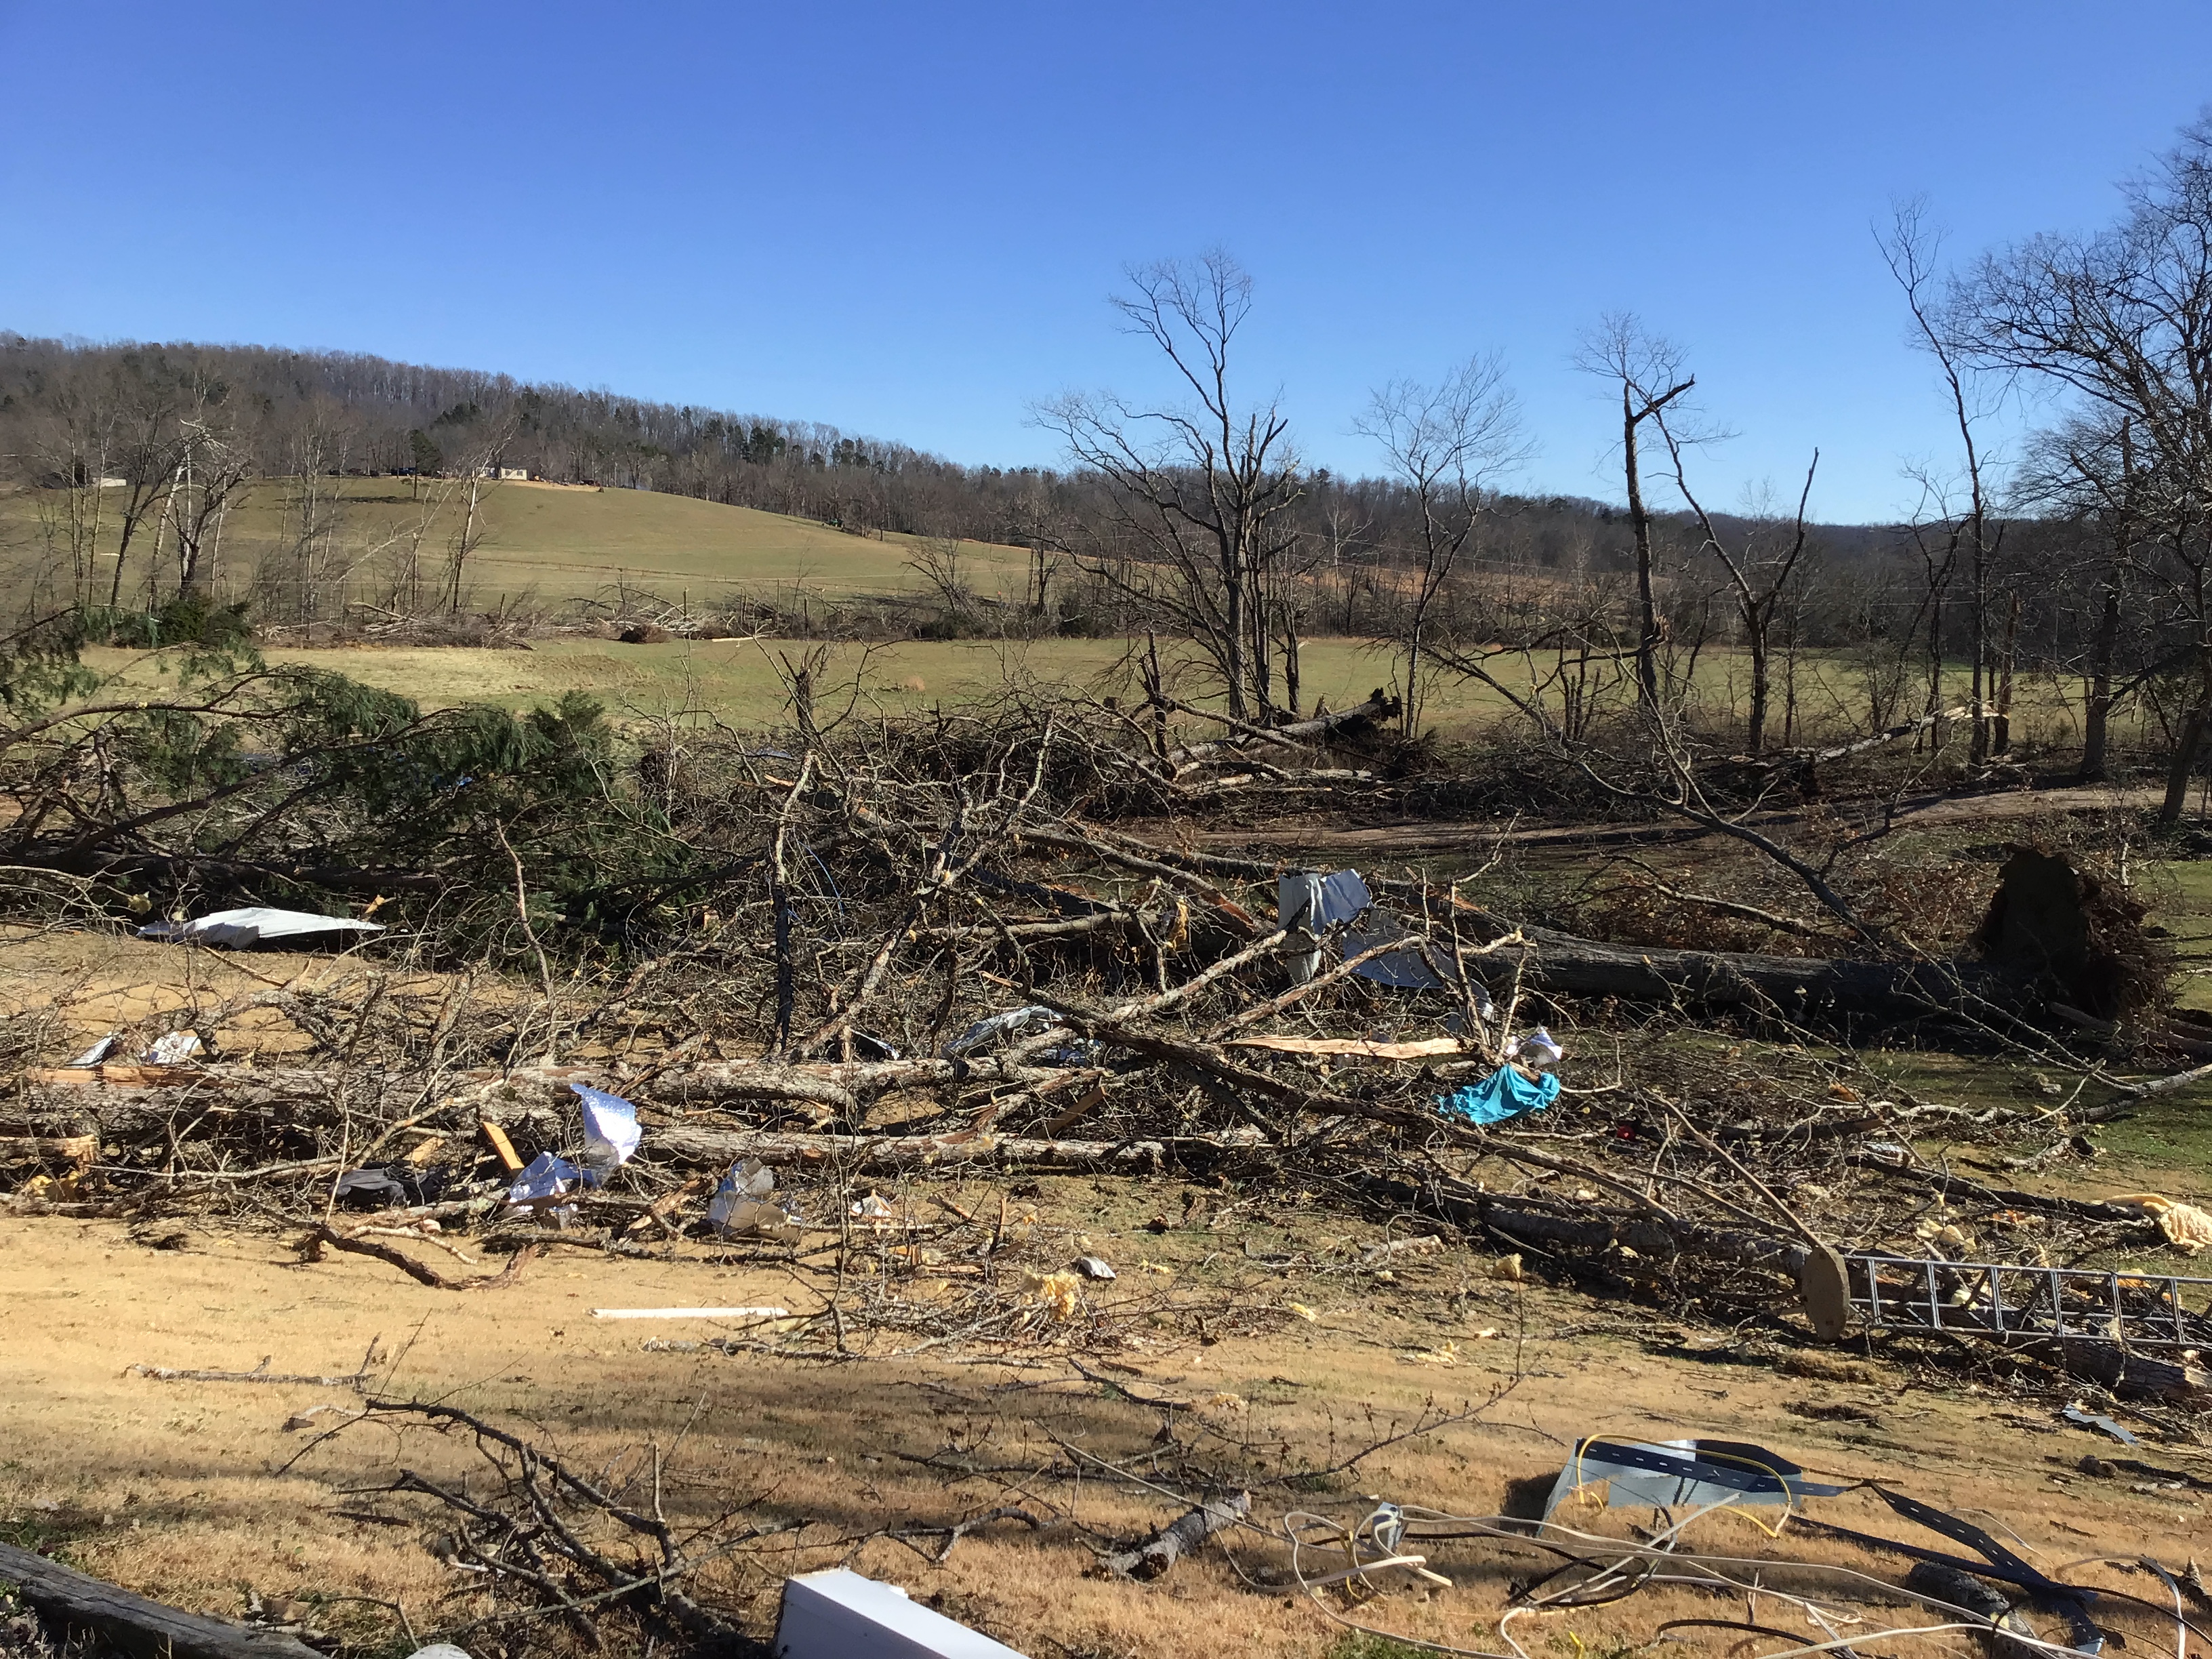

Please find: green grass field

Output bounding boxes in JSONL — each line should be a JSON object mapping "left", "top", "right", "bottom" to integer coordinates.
{"left": 9, "top": 475, "right": 2165, "bottom": 756}
{"left": 0, "top": 478, "right": 1033, "bottom": 607}
{"left": 81, "top": 634, "right": 1454, "bottom": 733}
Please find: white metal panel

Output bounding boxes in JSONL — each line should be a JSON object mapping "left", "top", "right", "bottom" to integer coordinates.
{"left": 775, "top": 1569, "right": 1027, "bottom": 1659}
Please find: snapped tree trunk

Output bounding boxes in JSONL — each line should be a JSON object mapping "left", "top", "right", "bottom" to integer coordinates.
{"left": 2081, "top": 562, "right": 2124, "bottom": 783}
{"left": 2157, "top": 668, "right": 2212, "bottom": 826}
{"left": 1745, "top": 629, "right": 1770, "bottom": 756}
{"left": 1626, "top": 384, "right": 1662, "bottom": 709}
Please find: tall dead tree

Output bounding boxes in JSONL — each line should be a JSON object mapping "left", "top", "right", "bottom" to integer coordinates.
{"left": 1577, "top": 316, "right": 1695, "bottom": 712}
{"left": 1881, "top": 201, "right": 2003, "bottom": 761}
{"left": 1653, "top": 427, "right": 1819, "bottom": 756}
{"left": 1036, "top": 251, "right": 1303, "bottom": 720}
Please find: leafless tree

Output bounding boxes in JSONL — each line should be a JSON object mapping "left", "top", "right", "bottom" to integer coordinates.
{"left": 1036, "top": 251, "right": 1303, "bottom": 720}
{"left": 170, "top": 417, "right": 254, "bottom": 603}
{"left": 1881, "top": 199, "right": 2004, "bottom": 760}
{"left": 1655, "top": 437, "right": 1820, "bottom": 755}
{"left": 441, "top": 419, "right": 520, "bottom": 612}
{"left": 1954, "top": 123, "right": 2212, "bottom": 819}
{"left": 1353, "top": 354, "right": 1528, "bottom": 735}
{"left": 1575, "top": 316, "right": 1695, "bottom": 710}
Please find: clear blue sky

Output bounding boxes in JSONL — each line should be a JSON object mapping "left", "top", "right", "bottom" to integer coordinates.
{"left": 4, "top": 1, "right": 2208, "bottom": 522}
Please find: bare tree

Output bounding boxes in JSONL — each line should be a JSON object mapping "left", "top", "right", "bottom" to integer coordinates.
{"left": 1954, "top": 123, "right": 2212, "bottom": 821}
{"left": 1654, "top": 434, "right": 1820, "bottom": 755}
{"left": 1881, "top": 199, "right": 2003, "bottom": 760}
{"left": 1353, "top": 354, "right": 1528, "bottom": 735}
{"left": 1575, "top": 316, "right": 1695, "bottom": 710}
{"left": 170, "top": 417, "right": 253, "bottom": 604}
{"left": 905, "top": 535, "right": 975, "bottom": 624}
{"left": 441, "top": 419, "right": 519, "bottom": 612}
{"left": 1036, "top": 251, "right": 1303, "bottom": 720}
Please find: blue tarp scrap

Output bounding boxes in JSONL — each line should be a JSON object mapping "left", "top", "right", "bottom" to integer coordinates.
{"left": 1439, "top": 1063, "right": 1560, "bottom": 1126}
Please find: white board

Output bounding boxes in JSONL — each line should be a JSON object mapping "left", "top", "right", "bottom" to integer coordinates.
{"left": 775, "top": 1568, "right": 1027, "bottom": 1659}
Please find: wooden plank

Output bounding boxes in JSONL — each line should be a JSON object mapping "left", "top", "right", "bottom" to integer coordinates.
{"left": 1226, "top": 1035, "right": 1460, "bottom": 1059}
{"left": 478, "top": 1120, "right": 523, "bottom": 1173}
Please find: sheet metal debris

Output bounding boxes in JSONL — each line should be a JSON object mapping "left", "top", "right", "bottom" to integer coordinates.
{"left": 139, "top": 905, "right": 387, "bottom": 947}
{"left": 775, "top": 1567, "right": 1027, "bottom": 1659}
{"left": 142, "top": 1030, "right": 203, "bottom": 1065}
{"left": 2060, "top": 1405, "right": 2139, "bottom": 1446}
{"left": 943, "top": 1004, "right": 1060, "bottom": 1057}
{"left": 506, "top": 1151, "right": 584, "bottom": 1211}
{"left": 708, "top": 1158, "right": 802, "bottom": 1240}
{"left": 572, "top": 1082, "right": 642, "bottom": 1174}
{"left": 1277, "top": 868, "right": 1471, "bottom": 994}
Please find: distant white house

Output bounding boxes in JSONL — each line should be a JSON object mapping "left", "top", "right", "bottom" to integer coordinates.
{"left": 474, "top": 465, "right": 531, "bottom": 480}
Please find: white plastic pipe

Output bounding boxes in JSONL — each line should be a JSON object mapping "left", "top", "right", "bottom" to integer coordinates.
{"left": 588, "top": 1306, "right": 790, "bottom": 1320}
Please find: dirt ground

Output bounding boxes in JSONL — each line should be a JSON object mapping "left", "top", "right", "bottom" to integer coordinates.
{"left": 1, "top": 1192, "right": 2207, "bottom": 1659}
{"left": 5, "top": 895, "right": 2211, "bottom": 1656}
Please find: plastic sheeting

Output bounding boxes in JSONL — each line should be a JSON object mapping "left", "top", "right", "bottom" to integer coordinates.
{"left": 140, "top": 907, "right": 388, "bottom": 949}
{"left": 1542, "top": 1437, "right": 1847, "bottom": 1517}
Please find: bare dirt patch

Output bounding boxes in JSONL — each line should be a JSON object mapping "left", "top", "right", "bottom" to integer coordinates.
{"left": 1, "top": 1203, "right": 2205, "bottom": 1658}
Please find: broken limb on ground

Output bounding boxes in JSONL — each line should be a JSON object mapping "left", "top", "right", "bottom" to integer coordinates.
{"left": 1, "top": 700, "right": 2211, "bottom": 1658}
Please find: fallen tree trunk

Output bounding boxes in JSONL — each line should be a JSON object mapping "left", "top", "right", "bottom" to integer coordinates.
{"left": 1098, "top": 1490, "right": 1251, "bottom": 1580}
{"left": 1474, "top": 925, "right": 2009, "bottom": 1021}
{"left": 0, "top": 1540, "right": 323, "bottom": 1659}
{"left": 18, "top": 1053, "right": 1075, "bottom": 1127}
{"left": 1162, "top": 693, "right": 1395, "bottom": 767}
{"left": 648, "top": 1124, "right": 1165, "bottom": 1174}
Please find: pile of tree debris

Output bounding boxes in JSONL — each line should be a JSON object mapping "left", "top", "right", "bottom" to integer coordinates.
{"left": 7, "top": 680, "right": 2212, "bottom": 1656}
{"left": 5, "top": 708, "right": 2205, "bottom": 1408}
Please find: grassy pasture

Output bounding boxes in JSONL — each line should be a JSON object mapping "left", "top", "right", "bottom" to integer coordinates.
{"left": 80, "top": 635, "right": 1443, "bottom": 731}
{"left": 0, "top": 477, "right": 1033, "bottom": 606}
{"left": 76, "top": 630, "right": 2154, "bottom": 752}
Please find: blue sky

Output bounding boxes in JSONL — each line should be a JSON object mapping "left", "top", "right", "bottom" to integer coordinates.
{"left": 4, "top": 1, "right": 2208, "bottom": 522}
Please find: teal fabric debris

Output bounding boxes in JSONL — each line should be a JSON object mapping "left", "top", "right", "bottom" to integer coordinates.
{"left": 1439, "top": 1063, "right": 1560, "bottom": 1126}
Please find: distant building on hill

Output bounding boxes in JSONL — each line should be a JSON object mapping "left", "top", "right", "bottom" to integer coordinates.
{"left": 474, "top": 465, "right": 531, "bottom": 480}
